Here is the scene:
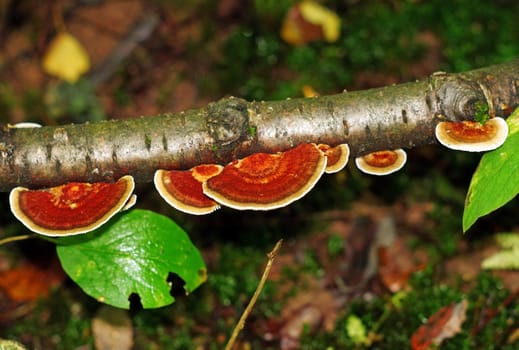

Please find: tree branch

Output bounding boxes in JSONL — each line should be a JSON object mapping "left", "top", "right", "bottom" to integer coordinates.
{"left": 1, "top": 59, "right": 519, "bottom": 191}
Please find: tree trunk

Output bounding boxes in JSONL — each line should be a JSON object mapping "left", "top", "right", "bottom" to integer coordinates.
{"left": 1, "top": 59, "right": 519, "bottom": 191}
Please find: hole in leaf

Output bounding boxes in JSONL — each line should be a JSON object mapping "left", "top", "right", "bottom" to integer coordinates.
{"left": 128, "top": 292, "right": 143, "bottom": 310}
{"left": 167, "top": 272, "right": 186, "bottom": 298}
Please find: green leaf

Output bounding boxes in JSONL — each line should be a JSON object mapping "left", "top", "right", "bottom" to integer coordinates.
{"left": 346, "top": 314, "right": 368, "bottom": 345}
{"left": 56, "top": 209, "right": 207, "bottom": 309}
{"left": 463, "top": 109, "right": 519, "bottom": 231}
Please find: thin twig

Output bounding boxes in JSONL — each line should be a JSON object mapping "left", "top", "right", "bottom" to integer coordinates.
{"left": 0, "top": 234, "right": 35, "bottom": 246}
{"left": 225, "top": 239, "right": 283, "bottom": 350}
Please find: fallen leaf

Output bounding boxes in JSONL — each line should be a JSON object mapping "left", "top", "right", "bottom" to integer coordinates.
{"left": 410, "top": 300, "right": 468, "bottom": 350}
{"left": 281, "top": 1, "right": 341, "bottom": 46}
{"left": 0, "top": 260, "right": 64, "bottom": 302}
{"left": 92, "top": 305, "right": 133, "bottom": 350}
{"left": 279, "top": 287, "right": 338, "bottom": 350}
{"left": 42, "top": 32, "right": 90, "bottom": 83}
{"left": 508, "top": 327, "right": 519, "bottom": 344}
{"left": 299, "top": 1, "right": 341, "bottom": 42}
{"left": 302, "top": 85, "right": 319, "bottom": 98}
{"left": 482, "top": 233, "right": 519, "bottom": 270}
{"left": 378, "top": 236, "right": 427, "bottom": 293}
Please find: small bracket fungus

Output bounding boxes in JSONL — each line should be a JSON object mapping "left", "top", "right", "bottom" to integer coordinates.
{"left": 9, "top": 175, "right": 135, "bottom": 236}
{"left": 318, "top": 143, "right": 350, "bottom": 174}
{"left": 154, "top": 164, "right": 223, "bottom": 215}
{"left": 8, "top": 122, "right": 43, "bottom": 128}
{"left": 203, "top": 143, "right": 326, "bottom": 210}
{"left": 355, "top": 149, "right": 407, "bottom": 176}
{"left": 435, "top": 117, "right": 508, "bottom": 152}
{"left": 122, "top": 194, "right": 138, "bottom": 211}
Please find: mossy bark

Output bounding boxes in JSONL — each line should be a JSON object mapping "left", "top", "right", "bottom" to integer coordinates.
{"left": 1, "top": 59, "right": 519, "bottom": 191}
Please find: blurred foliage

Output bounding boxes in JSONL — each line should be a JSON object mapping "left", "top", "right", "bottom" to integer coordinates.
{"left": 300, "top": 270, "right": 516, "bottom": 349}
{"left": 45, "top": 80, "right": 105, "bottom": 124}
{"left": 217, "top": 0, "right": 519, "bottom": 100}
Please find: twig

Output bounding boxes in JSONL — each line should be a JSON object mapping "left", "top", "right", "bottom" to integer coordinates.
{"left": 225, "top": 239, "right": 283, "bottom": 350}
{"left": 0, "top": 234, "right": 35, "bottom": 246}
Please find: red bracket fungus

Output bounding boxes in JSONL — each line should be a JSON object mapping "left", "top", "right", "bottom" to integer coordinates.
{"left": 154, "top": 164, "right": 223, "bottom": 215}
{"left": 355, "top": 149, "right": 407, "bottom": 176}
{"left": 318, "top": 143, "right": 350, "bottom": 174}
{"left": 203, "top": 143, "right": 326, "bottom": 210}
{"left": 435, "top": 117, "right": 508, "bottom": 152}
{"left": 9, "top": 175, "right": 135, "bottom": 236}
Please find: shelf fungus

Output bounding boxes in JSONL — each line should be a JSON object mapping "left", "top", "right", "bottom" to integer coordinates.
{"left": 9, "top": 175, "right": 135, "bottom": 236}
{"left": 122, "top": 194, "right": 138, "bottom": 211}
{"left": 355, "top": 149, "right": 407, "bottom": 176}
{"left": 318, "top": 143, "right": 350, "bottom": 174}
{"left": 435, "top": 117, "right": 508, "bottom": 152}
{"left": 154, "top": 164, "right": 223, "bottom": 215}
{"left": 203, "top": 143, "right": 326, "bottom": 210}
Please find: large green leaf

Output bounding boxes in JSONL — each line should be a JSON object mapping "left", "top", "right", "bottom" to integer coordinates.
{"left": 57, "top": 209, "right": 206, "bottom": 309}
{"left": 463, "top": 109, "right": 519, "bottom": 231}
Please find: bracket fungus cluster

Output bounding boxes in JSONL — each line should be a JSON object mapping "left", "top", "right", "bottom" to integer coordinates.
{"left": 10, "top": 176, "right": 135, "bottom": 236}
{"left": 155, "top": 143, "right": 331, "bottom": 213}
{"left": 318, "top": 143, "right": 350, "bottom": 174}
{"left": 7, "top": 114, "right": 509, "bottom": 235}
{"left": 435, "top": 117, "right": 508, "bottom": 152}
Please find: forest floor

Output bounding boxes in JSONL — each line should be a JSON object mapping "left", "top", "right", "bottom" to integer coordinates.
{"left": 1, "top": 1, "right": 518, "bottom": 349}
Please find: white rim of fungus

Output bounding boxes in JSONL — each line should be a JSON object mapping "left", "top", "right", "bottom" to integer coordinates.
{"left": 435, "top": 117, "right": 508, "bottom": 152}
{"left": 355, "top": 149, "right": 407, "bottom": 176}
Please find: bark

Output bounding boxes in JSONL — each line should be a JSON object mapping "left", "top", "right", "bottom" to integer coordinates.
{"left": 1, "top": 59, "right": 519, "bottom": 192}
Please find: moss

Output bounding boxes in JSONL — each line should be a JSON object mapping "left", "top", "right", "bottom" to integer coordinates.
{"left": 474, "top": 101, "right": 490, "bottom": 124}
{"left": 327, "top": 233, "right": 345, "bottom": 258}
{"left": 248, "top": 125, "right": 257, "bottom": 137}
{"left": 300, "top": 269, "right": 516, "bottom": 349}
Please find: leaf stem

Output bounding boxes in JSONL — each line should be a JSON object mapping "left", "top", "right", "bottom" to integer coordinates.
{"left": 0, "top": 234, "right": 35, "bottom": 246}
{"left": 225, "top": 239, "right": 283, "bottom": 350}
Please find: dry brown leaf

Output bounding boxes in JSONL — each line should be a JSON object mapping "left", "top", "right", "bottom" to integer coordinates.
{"left": 378, "top": 236, "right": 427, "bottom": 293}
{"left": 92, "top": 305, "right": 133, "bottom": 350}
{"left": 279, "top": 287, "right": 339, "bottom": 350}
{"left": 410, "top": 300, "right": 468, "bottom": 350}
{"left": 0, "top": 260, "right": 64, "bottom": 302}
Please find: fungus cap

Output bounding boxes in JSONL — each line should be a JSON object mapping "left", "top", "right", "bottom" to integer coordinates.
{"left": 435, "top": 117, "right": 508, "bottom": 152}
{"left": 154, "top": 164, "right": 223, "bottom": 215}
{"left": 355, "top": 149, "right": 407, "bottom": 176}
{"left": 318, "top": 143, "right": 350, "bottom": 174}
{"left": 8, "top": 122, "right": 42, "bottom": 128}
{"left": 122, "top": 194, "right": 138, "bottom": 211}
{"left": 10, "top": 175, "right": 135, "bottom": 236}
{"left": 203, "top": 143, "right": 326, "bottom": 210}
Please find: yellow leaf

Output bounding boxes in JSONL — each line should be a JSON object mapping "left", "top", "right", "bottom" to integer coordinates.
{"left": 302, "top": 85, "right": 319, "bottom": 97}
{"left": 42, "top": 32, "right": 90, "bottom": 83}
{"left": 281, "top": 1, "right": 341, "bottom": 46}
{"left": 299, "top": 1, "right": 341, "bottom": 43}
